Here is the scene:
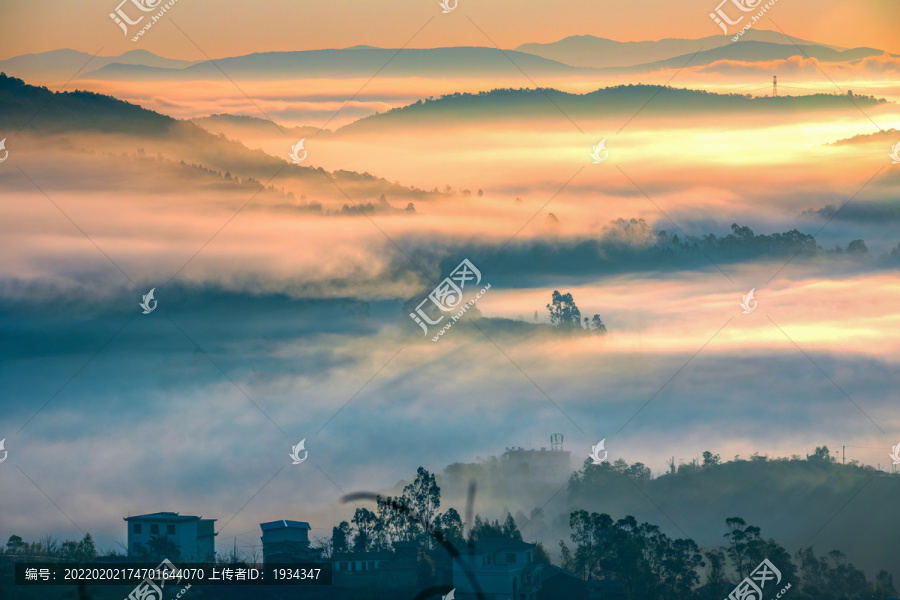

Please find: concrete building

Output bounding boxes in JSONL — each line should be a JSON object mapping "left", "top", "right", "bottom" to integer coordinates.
{"left": 259, "top": 520, "right": 324, "bottom": 565}
{"left": 452, "top": 539, "right": 542, "bottom": 600}
{"left": 333, "top": 541, "right": 421, "bottom": 593}
{"left": 124, "top": 512, "right": 216, "bottom": 560}
{"left": 502, "top": 434, "right": 573, "bottom": 482}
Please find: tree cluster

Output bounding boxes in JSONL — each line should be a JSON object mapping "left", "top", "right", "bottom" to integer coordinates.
{"left": 331, "top": 467, "right": 465, "bottom": 555}
{"left": 3, "top": 533, "right": 97, "bottom": 561}
{"left": 558, "top": 511, "right": 703, "bottom": 599}
{"left": 559, "top": 513, "right": 896, "bottom": 600}
{"left": 546, "top": 290, "right": 607, "bottom": 334}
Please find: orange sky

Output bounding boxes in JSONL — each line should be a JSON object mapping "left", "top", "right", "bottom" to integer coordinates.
{"left": 1, "top": 0, "right": 899, "bottom": 60}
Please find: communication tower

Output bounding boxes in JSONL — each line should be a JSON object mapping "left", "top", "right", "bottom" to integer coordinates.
{"left": 550, "top": 433, "right": 564, "bottom": 452}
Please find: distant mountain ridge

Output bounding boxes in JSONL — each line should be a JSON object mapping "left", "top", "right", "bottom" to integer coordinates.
{"left": 79, "top": 47, "right": 592, "bottom": 81}
{"left": 1, "top": 30, "right": 880, "bottom": 84}
{"left": 606, "top": 41, "right": 891, "bottom": 74}
{"left": 191, "top": 114, "right": 326, "bottom": 138}
{"left": 514, "top": 30, "right": 847, "bottom": 68}
{"left": 0, "top": 49, "right": 200, "bottom": 85}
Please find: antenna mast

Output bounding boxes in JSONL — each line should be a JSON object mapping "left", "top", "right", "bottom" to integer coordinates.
{"left": 550, "top": 433, "right": 563, "bottom": 452}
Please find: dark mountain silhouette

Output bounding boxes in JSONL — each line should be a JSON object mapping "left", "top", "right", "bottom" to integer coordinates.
{"left": 829, "top": 127, "right": 900, "bottom": 146}
{"left": 336, "top": 85, "right": 888, "bottom": 132}
{"left": 438, "top": 450, "right": 898, "bottom": 578}
{"left": 0, "top": 73, "right": 437, "bottom": 205}
{"left": 565, "top": 455, "right": 899, "bottom": 577}
{"left": 0, "top": 71, "right": 173, "bottom": 134}
{"left": 515, "top": 30, "right": 848, "bottom": 68}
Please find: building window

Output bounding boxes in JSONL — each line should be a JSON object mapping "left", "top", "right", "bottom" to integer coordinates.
{"left": 151, "top": 524, "right": 159, "bottom": 535}
{"left": 132, "top": 542, "right": 141, "bottom": 554}
{"left": 507, "top": 553, "right": 516, "bottom": 564}
{"left": 167, "top": 525, "right": 176, "bottom": 535}
{"left": 133, "top": 524, "right": 142, "bottom": 534}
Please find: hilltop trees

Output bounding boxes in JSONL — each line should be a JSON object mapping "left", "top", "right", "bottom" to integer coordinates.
{"left": 807, "top": 445, "right": 836, "bottom": 463}
{"left": 546, "top": 290, "right": 581, "bottom": 328}
{"left": 3, "top": 533, "right": 98, "bottom": 561}
{"left": 546, "top": 290, "right": 606, "bottom": 334}
{"left": 702, "top": 451, "right": 721, "bottom": 467}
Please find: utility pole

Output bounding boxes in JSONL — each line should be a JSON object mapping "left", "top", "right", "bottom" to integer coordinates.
{"left": 773, "top": 75, "right": 778, "bottom": 97}
{"left": 842, "top": 445, "right": 845, "bottom": 465}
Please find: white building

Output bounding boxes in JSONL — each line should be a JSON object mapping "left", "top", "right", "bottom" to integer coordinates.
{"left": 452, "top": 539, "right": 542, "bottom": 600}
{"left": 124, "top": 512, "right": 216, "bottom": 561}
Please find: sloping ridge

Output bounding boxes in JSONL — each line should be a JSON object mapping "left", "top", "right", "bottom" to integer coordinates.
{"left": 514, "top": 30, "right": 848, "bottom": 69}
{"left": 79, "top": 47, "right": 593, "bottom": 80}
{"left": 336, "top": 84, "right": 888, "bottom": 133}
